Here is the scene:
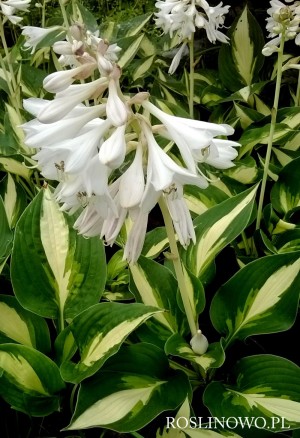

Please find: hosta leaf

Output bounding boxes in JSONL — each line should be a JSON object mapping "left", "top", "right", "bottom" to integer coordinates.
{"left": 117, "top": 34, "right": 144, "bottom": 69}
{"left": 0, "top": 196, "right": 12, "bottom": 263}
{"left": 224, "top": 156, "right": 259, "bottom": 185}
{"left": 184, "top": 185, "right": 258, "bottom": 282}
{"left": 142, "top": 227, "right": 168, "bottom": 259}
{"left": 165, "top": 334, "right": 225, "bottom": 374}
{"left": 132, "top": 55, "right": 155, "bottom": 81}
{"left": 271, "top": 157, "right": 300, "bottom": 215}
{"left": 130, "top": 256, "right": 185, "bottom": 335}
{"left": 0, "top": 155, "right": 31, "bottom": 179}
{"left": 204, "top": 355, "right": 300, "bottom": 432}
{"left": 239, "top": 123, "right": 291, "bottom": 157}
{"left": 0, "top": 295, "right": 50, "bottom": 353}
{"left": 0, "top": 344, "right": 65, "bottom": 416}
{"left": 60, "top": 302, "right": 162, "bottom": 383}
{"left": 0, "top": 173, "right": 26, "bottom": 228}
{"left": 65, "top": 343, "right": 191, "bottom": 432}
{"left": 218, "top": 6, "right": 264, "bottom": 92}
{"left": 184, "top": 184, "right": 228, "bottom": 216}
{"left": 11, "top": 186, "right": 106, "bottom": 319}
{"left": 210, "top": 252, "right": 300, "bottom": 343}
{"left": 117, "top": 12, "right": 152, "bottom": 38}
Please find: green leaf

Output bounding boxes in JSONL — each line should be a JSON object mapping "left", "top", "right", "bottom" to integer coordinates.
{"left": 271, "top": 157, "right": 300, "bottom": 215}
{"left": 130, "top": 256, "right": 185, "bottom": 335}
{"left": 210, "top": 252, "right": 300, "bottom": 343}
{"left": 117, "top": 34, "right": 145, "bottom": 69}
{"left": 184, "top": 184, "right": 228, "bottom": 216}
{"left": 65, "top": 343, "right": 191, "bottom": 432}
{"left": 0, "top": 295, "right": 50, "bottom": 353}
{"left": 183, "top": 185, "right": 258, "bottom": 282}
{"left": 0, "top": 173, "right": 27, "bottom": 228}
{"left": 165, "top": 334, "right": 225, "bottom": 374}
{"left": 60, "top": 302, "right": 162, "bottom": 383}
{"left": 224, "top": 156, "right": 259, "bottom": 185}
{"left": 0, "top": 196, "right": 13, "bottom": 263}
{"left": 132, "top": 54, "right": 155, "bottom": 81}
{"left": 204, "top": 355, "right": 300, "bottom": 432}
{"left": 0, "top": 344, "right": 65, "bottom": 416}
{"left": 142, "top": 227, "right": 169, "bottom": 259}
{"left": 117, "top": 12, "right": 153, "bottom": 38}
{"left": 218, "top": 6, "right": 264, "bottom": 92}
{"left": 11, "top": 187, "right": 106, "bottom": 319}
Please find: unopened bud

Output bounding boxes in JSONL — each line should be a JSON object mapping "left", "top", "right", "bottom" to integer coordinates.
{"left": 190, "top": 330, "right": 209, "bottom": 355}
{"left": 273, "top": 7, "right": 293, "bottom": 23}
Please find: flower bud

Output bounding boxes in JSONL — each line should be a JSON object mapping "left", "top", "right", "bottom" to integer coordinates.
{"left": 190, "top": 330, "right": 208, "bottom": 355}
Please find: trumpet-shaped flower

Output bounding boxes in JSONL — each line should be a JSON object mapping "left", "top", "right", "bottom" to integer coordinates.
{"left": 106, "top": 78, "right": 129, "bottom": 127}
{"left": 1, "top": 0, "right": 30, "bottom": 24}
{"left": 22, "top": 26, "right": 65, "bottom": 54}
{"left": 142, "top": 100, "right": 238, "bottom": 174}
{"left": 98, "top": 124, "right": 127, "bottom": 169}
{"left": 37, "top": 77, "right": 109, "bottom": 123}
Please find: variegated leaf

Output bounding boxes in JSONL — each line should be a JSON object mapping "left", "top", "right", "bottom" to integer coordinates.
{"left": 130, "top": 256, "right": 185, "bottom": 336}
{"left": 0, "top": 196, "right": 12, "bottom": 267}
{"left": 11, "top": 186, "right": 106, "bottom": 319}
{"left": 210, "top": 252, "right": 300, "bottom": 343}
{"left": 60, "top": 302, "right": 162, "bottom": 383}
{"left": 165, "top": 334, "right": 225, "bottom": 374}
{"left": 0, "top": 295, "right": 50, "bottom": 353}
{"left": 184, "top": 185, "right": 258, "bottom": 282}
{"left": 0, "top": 344, "right": 65, "bottom": 416}
{"left": 204, "top": 355, "right": 300, "bottom": 432}
{"left": 117, "top": 34, "right": 144, "bottom": 69}
{"left": 0, "top": 173, "right": 27, "bottom": 228}
{"left": 218, "top": 6, "right": 264, "bottom": 92}
{"left": 65, "top": 343, "right": 191, "bottom": 432}
{"left": 271, "top": 157, "right": 300, "bottom": 215}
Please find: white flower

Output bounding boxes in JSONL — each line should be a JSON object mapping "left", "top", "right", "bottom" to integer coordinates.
{"left": 262, "top": 0, "right": 300, "bottom": 56}
{"left": 22, "top": 102, "right": 106, "bottom": 148}
{"left": 106, "top": 77, "right": 128, "bottom": 127}
{"left": 98, "top": 124, "right": 127, "bottom": 169}
{"left": 168, "top": 42, "right": 188, "bottom": 74}
{"left": 22, "top": 26, "right": 65, "bottom": 54}
{"left": 164, "top": 184, "right": 196, "bottom": 247}
{"left": 155, "top": 0, "right": 230, "bottom": 72}
{"left": 1, "top": 0, "right": 30, "bottom": 24}
{"left": 123, "top": 211, "right": 149, "bottom": 263}
{"left": 37, "top": 77, "right": 108, "bottom": 123}
{"left": 43, "top": 63, "right": 97, "bottom": 93}
{"left": 142, "top": 100, "right": 238, "bottom": 174}
{"left": 119, "top": 142, "right": 145, "bottom": 209}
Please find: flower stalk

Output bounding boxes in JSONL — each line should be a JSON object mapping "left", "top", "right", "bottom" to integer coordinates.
{"left": 256, "top": 31, "right": 285, "bottom": 230}
{"left": 188, "top": 34, "right": 195, "bottom": 118}
{"left": 159, "top": 196, "right": 198, "bottom": 337}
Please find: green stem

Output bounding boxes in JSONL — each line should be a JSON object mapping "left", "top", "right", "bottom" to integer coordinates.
{"left": 159, "top": 197, "right": 198, "bottom": 337}
{"left": 255, "top": 34, "right": 285, "bottom": 230}
{"left": 188, "top": 34, "right": 195, "bottom": 119}
{"left": 58, "top": 0, "right": 70, "bottom": 29}
{"left": 58, "top": 307, "right": 65, "bottom": 333}
{"left": 0, "top": 16, "right": 20, "bottom": 109}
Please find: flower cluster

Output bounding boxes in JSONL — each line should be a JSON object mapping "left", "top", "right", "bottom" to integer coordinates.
{"left": 155, "top": 0, "right": 230, "bottom": 73}
{"left": 22, "top": 22, "right": 239, "bottom": 263}
{"left": 262, "top": 0, "right": 300, "bottom": 56}
{"left": 0, "top": 0, "right": 30, "bottom": 24}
